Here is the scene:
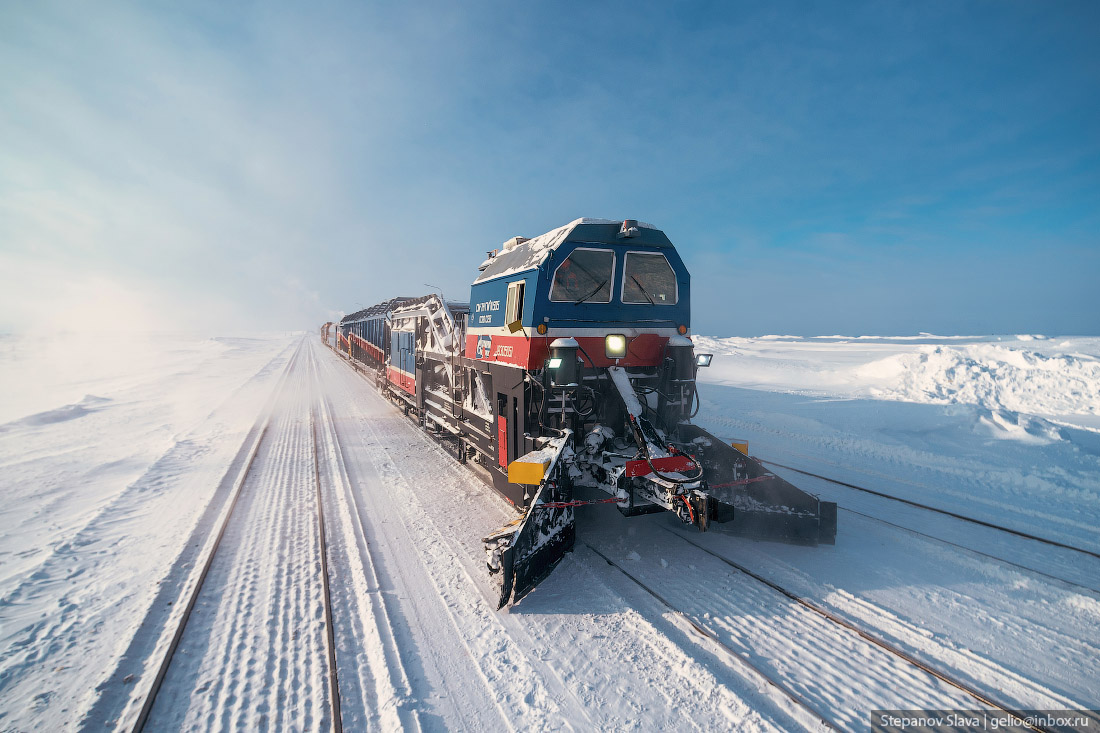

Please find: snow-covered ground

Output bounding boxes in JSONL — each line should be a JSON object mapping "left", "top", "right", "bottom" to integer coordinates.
{"left": 0, "top": 332, "right": 1096, "bottom": 731}
{"left": 694, "top": 334, "right": 1100, "bottom": 432}
{"left": 0, "top": 332, "right": 298, "bottom": 731}
{"left": 693, "top": 334, "right": 1100, "bottom": 557}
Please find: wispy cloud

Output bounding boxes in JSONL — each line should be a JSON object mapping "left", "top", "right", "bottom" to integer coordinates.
{"left": 1, "top": 1, "right": 1097, "bottom": 336}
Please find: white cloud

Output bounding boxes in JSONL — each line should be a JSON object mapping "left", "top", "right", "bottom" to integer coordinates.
{"left": 0, "top": 2, "right": 356, "bottom": 334}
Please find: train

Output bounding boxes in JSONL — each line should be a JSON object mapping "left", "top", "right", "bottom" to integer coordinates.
{"left": 323, "top": 218, "right": 836, "bottom": 608}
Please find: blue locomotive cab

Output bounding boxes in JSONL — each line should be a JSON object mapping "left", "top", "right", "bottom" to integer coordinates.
{"left": 466, "top": 219, "right": 691, "bottom": 369}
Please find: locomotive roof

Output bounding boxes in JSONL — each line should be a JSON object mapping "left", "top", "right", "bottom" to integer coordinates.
{"left": 473, "top": 218, "right": 673, "bottom": 285}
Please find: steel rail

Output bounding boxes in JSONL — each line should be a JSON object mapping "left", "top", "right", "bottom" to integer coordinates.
{"left": 761, "top": 459, "right": 1100, "bottom": 561}
{"left": 314, "top": 343, "right": 423, "bottom": 732}
{"left": 130, "top": 339, "right": 305, "bottom": 733}
{"left": 582, "top": 542, "right": 838, "bottom": 732}
{"left": 308, "top": 348, "right": 344, "bottom": 733}
{"left": 840, "top": 505, "right": 1100, "bottom": 595}
{"left": 664, "top": 528, "right": 1056, "bottom": 733}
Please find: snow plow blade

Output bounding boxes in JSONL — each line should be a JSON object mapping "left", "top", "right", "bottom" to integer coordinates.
{"left": 679, "top": 424, "right": 837, "bottom": 545}
{"left": 483, "top": 433, "right": 576, "bottom": 609}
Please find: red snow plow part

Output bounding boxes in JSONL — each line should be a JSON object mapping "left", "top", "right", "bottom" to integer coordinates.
{"left": 624, "top": 455, "right": 698, "bottom": 478}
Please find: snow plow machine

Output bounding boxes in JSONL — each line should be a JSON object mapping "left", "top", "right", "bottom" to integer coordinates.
{"left": 333, "top": 218, "right": 836, "bottom": 608}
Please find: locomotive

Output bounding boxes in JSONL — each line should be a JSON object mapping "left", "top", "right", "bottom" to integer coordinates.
{"left": 330, "top": 218, "right": 836, "bottom": 608}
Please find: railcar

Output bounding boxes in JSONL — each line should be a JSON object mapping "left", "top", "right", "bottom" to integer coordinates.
{"left": 332, "top": 218, "right": 836, "bottom": 607}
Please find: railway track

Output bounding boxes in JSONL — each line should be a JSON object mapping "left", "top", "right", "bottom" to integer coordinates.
{"left": 587, "top": 525, "right": 1093, "bottom": 732}
{"left": 842, "top": 504, "right": 1100, "bottom": 596}
{"left": 309, "top": 377, "right": 343, "bottom": 733}
{"left": 582, "top": 542, "right": 838, "bottom": 732}
{"left": 656, "top": 528, "right": 1067, "bottom": 733}
{"left": 761, "top": 459, "right": 1100, "bottom": 561}
{"left": 129, "top": 340, "right": 345, "bottom": 731}
{"left": 309, "top": 344, "right": 423, "bottom": 732}
{"left": 758, "top": 459, "right": 1100, "bottom": 595}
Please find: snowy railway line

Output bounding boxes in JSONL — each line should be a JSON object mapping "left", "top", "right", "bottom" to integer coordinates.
{"left": 573, "top": 515, "right": 1096, "bottom": 730}
{"left": 128, "top": 340, "right": 431, "bottom": 731}
{"left": 652, "top": 529, "right": 1054, "bottom": 731}
{"left": 763, "top": 459, "right": 1100, "bottom": 561}
{"left": 755, "top": 458, "right": 1100, "bottom": 595}
{"left": 581, "top": 542, "right": 839, "bottom": 731}
{"left": 128, "top": 341, "right": 347, "bottom": 731}
{"left": 585, "top": 537, "right": 1065, "bottom": 733}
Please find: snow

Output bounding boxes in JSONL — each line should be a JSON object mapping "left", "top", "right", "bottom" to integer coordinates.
{"left": 475, "top": 217, "right": 660, "bottom": 284}
{"left": 0, "top": 332, "right": 298, "bottom": 731}
{"left": 1, "top": 332, "right": 1097, "bottom": 730}
{"left": 694, "top": 334, "right": 1100, "bottom": 432}
{"left": 608, "top": 365, "right": 646, "bottom": 418}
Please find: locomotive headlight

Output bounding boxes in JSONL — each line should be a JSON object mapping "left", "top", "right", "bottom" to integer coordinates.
{"left": 605, "top": 334, "right": 627, "bottom": 359}
{"left": 695, "top": 353, "right": 713, "bottom": 367}
{"left": 546, "top": 357, "right": 563, "bottom": 369}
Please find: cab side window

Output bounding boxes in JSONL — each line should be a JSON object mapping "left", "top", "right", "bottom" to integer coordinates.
{"left": 505, "top": 281, "right": 524, "bottom": 332}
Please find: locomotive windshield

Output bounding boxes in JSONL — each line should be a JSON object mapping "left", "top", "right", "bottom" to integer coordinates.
{"left": 622, "top": 252, "right": 677, "bottom": 304}
{"left": 550, "top": 248, "right": 615, "bottom": 303}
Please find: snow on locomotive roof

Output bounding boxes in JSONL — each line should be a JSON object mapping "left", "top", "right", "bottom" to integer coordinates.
{"left": 339, "top": 296, "right": 417, "bottom": 325}
{"left": 474, "top": 218, "right": 671, "bottom": 284}
{"left": 341, "top": 295, "right": 470, "bottom": 326}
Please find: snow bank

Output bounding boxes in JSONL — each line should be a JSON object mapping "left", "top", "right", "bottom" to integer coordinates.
{"left": 860, "top": 344, "right": 1100, "bottom": 416}
{"left": 694, "top": 335, "right": 1100, "bottom": 426}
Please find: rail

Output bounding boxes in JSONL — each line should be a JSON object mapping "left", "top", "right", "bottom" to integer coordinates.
{"left": 130, "top": 340, "right": 344, "bottom": 732}
{"left": 664, "top": 527, "right": 1061, "bottom": 733}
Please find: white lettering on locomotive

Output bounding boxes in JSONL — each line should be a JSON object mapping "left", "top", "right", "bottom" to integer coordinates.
{"left": 493, "top": 345, "right": 513, "bottom": 358}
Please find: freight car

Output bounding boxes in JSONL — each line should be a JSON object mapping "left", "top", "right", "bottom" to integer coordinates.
{"left": 332, "top": 218, "right": 836, "bottom": 607}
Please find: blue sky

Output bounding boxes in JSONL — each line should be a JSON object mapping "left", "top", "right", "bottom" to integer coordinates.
{"left": 2, "top": 1, "right": 1097, "bottom": 335}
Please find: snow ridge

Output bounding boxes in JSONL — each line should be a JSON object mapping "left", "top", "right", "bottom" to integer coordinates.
{"left": 862, "top": 344, "right": 1100, "bottom": 417}
{"left": 694, "top": 335, "right": 1100, "bottom": 424}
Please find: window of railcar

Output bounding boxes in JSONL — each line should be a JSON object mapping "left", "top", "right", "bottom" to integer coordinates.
{"left": 622, "top": 252, "right": 677, "bottom": 305}
{"left": 505, "top": 281, "right": 525, "bottom": 333}
{"left": 550, "top": 248, "right": 615, "bottom": 303}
